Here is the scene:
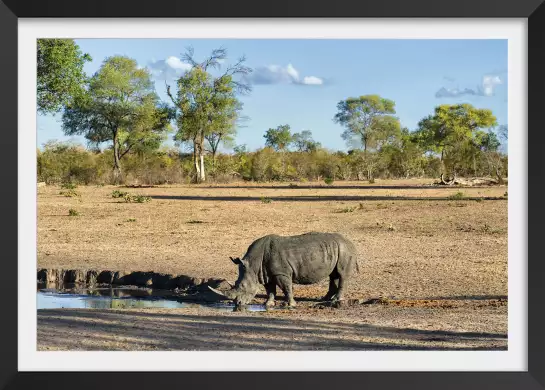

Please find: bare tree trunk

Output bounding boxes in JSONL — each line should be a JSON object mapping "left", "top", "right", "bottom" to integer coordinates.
{"left": 193, "top": 144, "right": 201, "bottom": 183}
{"left": 193, "top": 140, "right": 206, "bottom": 183}
{"left": 200, "top": 154, "right": 206, "bottom": 182}
{"left": 112, "top": 132, "right": 122, "bottom": 184}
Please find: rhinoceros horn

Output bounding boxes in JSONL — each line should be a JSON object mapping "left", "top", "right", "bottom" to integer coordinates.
{"left": 208, "top": 286, "right": 236, "bottom": 299}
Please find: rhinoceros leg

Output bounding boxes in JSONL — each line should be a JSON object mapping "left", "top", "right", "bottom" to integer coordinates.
{"left": 276, "top": 275, "right": 296, "bottom": 307}
{"left": 265, "top": 282, "right": 276, "bottom": 307}
{"left": 322, "top": 276, "right": 339, "bottom": 301}
{"left": 335, "top": 276, "right": 346, "bottom": 301}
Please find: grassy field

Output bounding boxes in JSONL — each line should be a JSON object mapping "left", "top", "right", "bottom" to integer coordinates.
{"left": 37, "top": 179, "right": 508, "bottom": 350}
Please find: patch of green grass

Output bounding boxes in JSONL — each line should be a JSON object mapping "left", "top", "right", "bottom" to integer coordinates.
{"left": 260, "top": 197, "right": 272, "bottom": 204}
{"left": 61, "top": 182, "right": 77, "bottom": 190}
{"left": 448, "top": 191, "right": 466, "bottom": 200}
{"left": 126, "top": 218, "right": 137, "bottom": 222}
{"left": 68, "top": 208, "right": 79, "bottom": 216}
{"left": 111, "top": 190, "right": 129, "bottom": 199}
{"left": 123, "top": 194, "right": 151, "bottom": 203}
{"left": 59, "top": 189, "right": 80, "bottom": 198}
{"left": 324, "top": 177, "right": 334, "bottom": 186}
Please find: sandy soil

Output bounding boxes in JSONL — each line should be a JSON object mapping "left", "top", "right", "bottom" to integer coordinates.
{"left": 38, "top": 302, "right": 507, "bottom": 351}
{"left": 37, "top": 179, "right": 508, "bottom": 350}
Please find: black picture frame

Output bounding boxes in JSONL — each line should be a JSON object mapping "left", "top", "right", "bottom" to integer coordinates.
{"left": 1, "top": 0, "right": 542, "bottom": 389}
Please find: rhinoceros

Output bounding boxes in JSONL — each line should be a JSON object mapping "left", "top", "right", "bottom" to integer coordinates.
{"left": 209, "top": 232, "right": 359, "bottom": 307}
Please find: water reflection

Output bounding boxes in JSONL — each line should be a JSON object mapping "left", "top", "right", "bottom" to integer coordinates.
{"left": 36, "top": 287, "right": 268, "bottom": 312}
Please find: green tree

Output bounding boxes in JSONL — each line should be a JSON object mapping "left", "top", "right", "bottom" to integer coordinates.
{"left": 416, "top": 104, "right": 497, "bottom": 176}
{"left": 292, "top": 130, "right": 321, "bottom": 152}
{"left": 62, "top": 56, "right": 173, "bottom": 182}
{"left": 167, "top": 47, "right": 251, "bottom": 183}
{"left": 333, "top": 95, "right": 400, "bottom": 152}
{"left": 204, "top": 101, "right": 246, "bottom": 161}
{"left": 264, "top": 124, "right": 293, "bottom": 151}
{"left": 37, "top": 39, "right": 92, "bottom": 115}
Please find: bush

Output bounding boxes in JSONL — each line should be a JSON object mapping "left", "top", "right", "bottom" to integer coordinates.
{"left": 60, "top": 189, "right": 80, "bottom": 198}
{"left": 37, "top": 140, "right": 508, "bottom": 184}
{"left": 123, "top": 194, "right": 151, "bottom": 203}
{"left": 111, "top": 190, "right": 129, "bottom": 198}
{"left": 68, "top": 208, "right": 79, "bottom": 216}
{"left": 448, "top": 192, "right": 466, "bottom": 200}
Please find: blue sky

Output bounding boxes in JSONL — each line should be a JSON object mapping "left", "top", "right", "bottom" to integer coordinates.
{"left": 37, "top": 39, "right": 508, "bottom": 152}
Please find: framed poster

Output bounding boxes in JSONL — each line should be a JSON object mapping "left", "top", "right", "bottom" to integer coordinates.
{"left": 1, "top": 0, "right": 542, "bottom": 388}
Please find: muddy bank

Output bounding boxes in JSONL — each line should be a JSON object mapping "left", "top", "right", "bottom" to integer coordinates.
{"left": 37, "top": 268, "right": 230, "bottom": 291}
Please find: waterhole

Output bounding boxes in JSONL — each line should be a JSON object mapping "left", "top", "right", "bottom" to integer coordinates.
{"left": 37, "top": 284, "right": 268, "bottom": 312}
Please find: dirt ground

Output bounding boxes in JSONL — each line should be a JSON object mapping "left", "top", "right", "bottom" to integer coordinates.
{"left": 37, "top": 179, "right": 508, "bottom": 350}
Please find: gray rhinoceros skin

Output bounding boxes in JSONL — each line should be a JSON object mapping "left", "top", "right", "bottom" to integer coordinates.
{"left": 209, "top": 232, "right": 359, "bottom": 307}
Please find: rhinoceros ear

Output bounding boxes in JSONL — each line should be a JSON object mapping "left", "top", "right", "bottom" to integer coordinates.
{"left": 230, "top": 257, "right": 243, "bottom": 265}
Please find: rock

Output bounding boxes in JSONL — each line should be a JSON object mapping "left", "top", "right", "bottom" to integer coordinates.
{"left": 37, "top": 269, "right": 48, "bottom": 282}
{"left": 97, "top": 271, "right": 116, "bottom": 284}
{"left": 172, "top": 275, "right": 195, "bottom": 290}
{"left": 151, "top": 273, "right": 175, "bottom": 289}
{"left": 64, "top": 269, "right": 87, "bottom": 284}
{"left": 113, "top": 271, "right": 131, "bottom": 285}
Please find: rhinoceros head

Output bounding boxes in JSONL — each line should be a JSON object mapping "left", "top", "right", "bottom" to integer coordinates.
{"left": 208, "top": 257, "right": 260, "bottom": 306}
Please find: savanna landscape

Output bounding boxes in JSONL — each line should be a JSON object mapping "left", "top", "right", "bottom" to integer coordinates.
{"left": 36, "top": 38, "right": 508, "bottom": 351}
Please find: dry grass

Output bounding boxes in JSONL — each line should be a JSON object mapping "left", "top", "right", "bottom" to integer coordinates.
{"left": 38, "top": 179, "right": 508, "bottom": 301}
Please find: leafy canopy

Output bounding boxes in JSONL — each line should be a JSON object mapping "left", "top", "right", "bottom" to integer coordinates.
{"left": 62, "top": 56, "right": 173, "bottom": 164}
{"left": 37, "top": 39, "right": 92, "bottom": 114}
{"left": 264, "top": 125, "right": 293, "bottom": 151}
{"left": 416, "top": 104, "right": 497, "bottom": 154}
{"left": 334, "top": 95, "right": 401, "bottom": 151}
{"left": 292, "top": 130, "right": 321, "bottom": 152}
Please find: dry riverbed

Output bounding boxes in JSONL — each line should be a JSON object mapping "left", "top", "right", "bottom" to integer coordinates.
{"left": 37, "top": 180, "right": 508, "bottom": 350}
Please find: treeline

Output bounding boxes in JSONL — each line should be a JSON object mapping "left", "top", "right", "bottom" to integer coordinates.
{"left": 37, "top": 139, "right": 507, "bottom": 185}
{"left": 37, "top": 39, "right": 508, "bottom": 185}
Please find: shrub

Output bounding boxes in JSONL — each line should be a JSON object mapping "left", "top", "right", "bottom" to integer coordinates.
{"left": 68, "top": 208, "right": 79, "bottom": 216}
{"left": 61, "top": 182, "right": 77, "bottom": 190}
{"left": 448, "top": 192, "right": 466, "bottom": 200}
{"left": 59, "top": 189, "right": 80, "bottom": 198}
{"left": 111, "top": 190, "right": 129, "bottom": 198}
{"left": 324, "top": 177, "right": 334, "bottom": 186}
{"left": 123, "top": 194, "right": 151, "bottom": 203}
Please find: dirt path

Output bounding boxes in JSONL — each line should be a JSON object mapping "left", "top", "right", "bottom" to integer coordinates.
{"left": 37, "top": 301, "right": 507, "bottom": 351}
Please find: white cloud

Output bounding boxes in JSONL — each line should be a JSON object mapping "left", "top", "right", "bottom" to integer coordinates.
{"left": 286, "top": 64, "right": 300, "bottom": 81}
{"left": 165, "top": 56, "right": 192, "bottom": 71}
{"left": 246, "top": 63, "right": 325, "bottom": 86}
{"left": 147, "top": 56, "right": 192, "bottom": 81}
{"left": 302, "top": 76, "right": 324, "bottom": 85}
{"left": 436, "top": 74, "right": 503, "bottom": 98}
{"left": 481, "top": 75, "right": 502, "bottom": 97}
